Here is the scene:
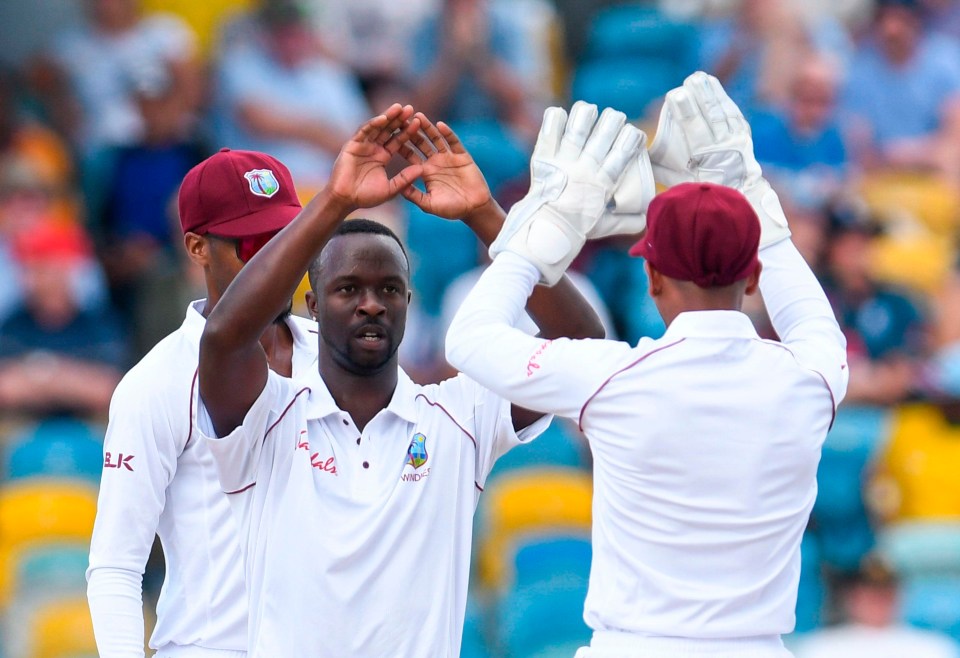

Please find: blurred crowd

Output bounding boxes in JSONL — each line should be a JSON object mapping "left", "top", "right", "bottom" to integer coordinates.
{"left": 0, "top": 0, "right": 959, "bottom": 656}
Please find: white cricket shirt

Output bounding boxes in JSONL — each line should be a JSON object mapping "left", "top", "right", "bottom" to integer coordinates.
{"left": 87, "top": 301, "right": 318, "bottom": 657}
{"left": 446, "top": 242, "right": 849, "bottom": 643}
{"left": 199, "top": 367, "right": 549, "bottom": 658}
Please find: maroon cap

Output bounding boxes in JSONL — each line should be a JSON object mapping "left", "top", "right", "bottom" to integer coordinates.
{"left": 629, "top": 182, "right": 761, "bottom": 288}
{"left": 178, "top": 148, "right": 302, "bottom": 237}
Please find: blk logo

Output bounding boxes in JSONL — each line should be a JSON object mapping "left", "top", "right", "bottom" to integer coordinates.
{"left": 104, "top": 452, "right": 135, "bottom": 471}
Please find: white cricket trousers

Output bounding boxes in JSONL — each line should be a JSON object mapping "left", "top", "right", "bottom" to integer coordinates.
{"left": 154, "top": 648, "right": 246, "bottom": 658}
{"left": 574, "top": 631, "right": 794, "bottom": 658}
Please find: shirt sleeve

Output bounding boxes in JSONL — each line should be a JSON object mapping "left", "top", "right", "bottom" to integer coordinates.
{"left": 86, "top": 371, "right": 187, "bottom": 658}
{"left": 759, "top": 239, "right": 849, "bottom": 407}
{"left": 445, "top": 252, "right": 635, "bottom": 420}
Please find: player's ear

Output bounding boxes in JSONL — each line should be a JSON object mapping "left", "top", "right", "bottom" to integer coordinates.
{"left": 305, "top": 290, "right": 318, "bottom": 321}
{"left": 744, "top": 262, "right": 763, "bottom": 296}
{"left": 183, "top": 232, "right": 210, "bottom": 267}
{"left": 645, "top": 261, "right": 663, "bottom": 298}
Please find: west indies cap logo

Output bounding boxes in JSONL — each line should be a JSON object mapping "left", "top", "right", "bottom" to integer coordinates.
{"left": 405, "top": 433, "right": 428, "bottom": 469}
{"left": 244, "top": 169, "right": 280, "bottom": 198}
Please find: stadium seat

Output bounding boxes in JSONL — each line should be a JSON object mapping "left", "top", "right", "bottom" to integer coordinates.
{"left": 447, "top": 119, "right": 530, "bottom": 197}
{"left": 513, "top": 535, "right": 592, "bottom": 588}
{"left": 0, "top": 541, "right": 89, "bottom": 609}
{"left": 571, "top": 58, "right": 679, "bottom": 121}
{"left": 461, "top": 596, "right": 491, "bottom": 658}
{"left": 494, "top": 573, "right": 591, "bottom": 658}
{"left": 0, "top": 481, "right": 98, "bottom": 551}
{"left": 583, "top": 4, "right": 697, "bottom": 70}
{"left": 878, "top": 522, "right": 960, "bottom": 577}
{"left": 858, "top": 170, "right": 960, "bottom": 237}
{"left": 477, "top": 468, "right": 592, "bottom": 589}
{"left": 5, "top": 418, "right": 103, "bottom": 484}
{"left": 794, "top": 532, "right": 825, "bottom": 634}
{"left": 24, "top": 596, "right": 97, "bottom": 658}
{"left": 899, "top": 574, "right": 960, "bottom": 642}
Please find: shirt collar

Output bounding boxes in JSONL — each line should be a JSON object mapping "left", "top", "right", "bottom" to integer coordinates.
{"left": 302, "top": 366, "right": 419, "bottom": 424}
{"left": 661, "top": 310, "right": 760, "bottom": 340}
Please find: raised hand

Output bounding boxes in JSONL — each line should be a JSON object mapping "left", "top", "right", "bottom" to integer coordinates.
{"left": 327, "top": 104, "right": 423, "bottom": 212}
{"left": 648, "top": 71, "right": 790, "bottom": 247}
{"left": 398, "top": 113, "right": 493, "bottom": 220}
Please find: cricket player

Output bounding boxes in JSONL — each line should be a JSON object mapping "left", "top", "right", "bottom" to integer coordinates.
{"left": 446, "top": 72, "right": 849, "bottom": 657}
{"left": 86, "top": 149, "right": 319, "bottom": 658}
{"left": 193, "top": 104, "right": 631, "bottom": 656}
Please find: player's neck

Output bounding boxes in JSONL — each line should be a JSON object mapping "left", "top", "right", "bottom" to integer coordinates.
{"left": 319, "top": 356, "right": 399, "bottom": 432}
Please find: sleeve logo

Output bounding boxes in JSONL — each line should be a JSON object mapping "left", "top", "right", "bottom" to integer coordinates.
{"left": 104, "top": 452, "right": 135, "bottom": 471}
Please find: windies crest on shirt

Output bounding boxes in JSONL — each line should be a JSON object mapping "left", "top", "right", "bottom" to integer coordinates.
{"left": 405, "top": 433, "right": 428, "bottom": 469}
{"left": 243, "top": 169, "right": 280, "bottom": 197}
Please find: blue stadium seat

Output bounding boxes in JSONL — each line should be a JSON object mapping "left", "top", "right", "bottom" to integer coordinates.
{"left": 571, "top": 58, "right": 680, "bottom": 120}
{"left": 461, "top": 596, "right": 490, "bottom": 658}
{"left": 583, "top": 4, "right": 697, "bottom": 70}
{"left": 878, "top": 522, "right": 960, "bottom": 577}
{"left": 794, "top": 532, "right": 825, "bottom": 634}
{"left": 447, "top": 119, "right": 530, "bottom": 197}
{"left": 5, "top": 419, "right": 103, "bottom": 484}
{"left": 900, "top": 574, "right": 960, "bottom": 642}
{"left": 513, "top": 535, "right": 592, "bottom": 588}
{"left": 495, "top": 573, "right": 591, "bottom": 658}
{"left": 15, "top": 543, "right": 89, "bottom": 598}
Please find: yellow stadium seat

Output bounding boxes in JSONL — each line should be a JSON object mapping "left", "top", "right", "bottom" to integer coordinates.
{"left": 141, "top": 0, "right": 252, "bottom": 56}
{"left": 870, "top": 229, "right": 954, "bottom": 296}
{"left": 0, "top": 481, "right": 98, "bottom": 551}
{"left": 477, "top": 468, "right": 592, "bottom": 589}
{"left": 28, "top": 596, "right": 97, "bottom": 658}
{"left": 858, "top": 171, "right": 960, "bottom": 237}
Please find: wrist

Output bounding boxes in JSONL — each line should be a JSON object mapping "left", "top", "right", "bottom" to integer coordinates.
{"left": 462, "top": 196, "right": 503, "bottom": 244}
{"left": 315, "top": 185, "right": 358, "bottom": 219}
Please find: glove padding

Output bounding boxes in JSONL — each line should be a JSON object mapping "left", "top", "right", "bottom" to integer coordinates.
{"left": 591, "top": 132, "right": 657, "bottom": 239}
{"left": 648, "top": 71, "right": 790, "bottom": 248}
{"left": 490, "top": 101, "right": 644, "bottom": 286}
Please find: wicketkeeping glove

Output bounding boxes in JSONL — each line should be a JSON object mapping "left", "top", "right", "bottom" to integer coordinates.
{"left": 490, "top": 101, "right": 644, "bottom": 286}
{"left": 648, "top": 71, "right": 791, "bottom": 248}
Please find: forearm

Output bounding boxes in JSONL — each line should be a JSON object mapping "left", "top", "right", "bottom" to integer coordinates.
{"left": 87, "top": 567, "right": 147, "bottom": 658}
{"left": 759, "top": 239, "right": 848, "bottom": 398}
{"left": 462, "top": 202, "right": 605, "bottom": 339}
{"left": 411, "top": 53, "right": 466, "bottom": 117}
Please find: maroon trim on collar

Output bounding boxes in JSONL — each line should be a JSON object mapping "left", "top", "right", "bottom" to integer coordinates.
{"left": 578, "top": 339, "right": 687, "bottom": 431}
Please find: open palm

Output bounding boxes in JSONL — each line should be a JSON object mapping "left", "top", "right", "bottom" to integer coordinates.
{"left": 401, "top": 114, "right": 492, "bottom": 220}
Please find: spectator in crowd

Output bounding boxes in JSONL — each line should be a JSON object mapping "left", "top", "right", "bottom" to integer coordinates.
{"left": 820, "top": 202, "right": 928, "bottom": 405}
{"left": 213, "top": 0, "right": 370, "bottom": 194}
{"left": 793, "top": 554, "right": 960, "bottom": 658}
{"left": 30, "top": 0, "right": 201, "bottom": 221}
{"left": 752, "top": 55, "right": 849, "bottom": 212}
{"left": 920, "top": 0, "right": 960, "bottom": 41}
{"left": 841, "top": 0, "right": 960, "bottom": 181}
{"left": 409, "top": 0, "right": 539, "bottom": 141}
{"left": 697, "top": 0, "right": 851, "bottom": 114}
{"left": 0, "top": 220, "right": 129, "bottom": 418}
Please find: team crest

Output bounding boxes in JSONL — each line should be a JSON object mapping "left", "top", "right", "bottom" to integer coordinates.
{"left": 244, "top": 169, "right": 280, "bottom": 198}
{"left": 405, "top": 433, "right": 428, "bottom": 469}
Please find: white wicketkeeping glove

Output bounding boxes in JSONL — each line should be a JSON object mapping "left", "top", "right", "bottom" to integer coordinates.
{"left": 490, "top": 101, "right": 644, "bottom": 286}
{"left": 590, "top": 131, "right": 657, "bottom": 239}
{"left": 648, "top": 71, "right": 791, "bottom": 248}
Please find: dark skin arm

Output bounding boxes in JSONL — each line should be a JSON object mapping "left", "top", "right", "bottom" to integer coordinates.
{"left": 400, "top": 112, "right": 605, "bottom": 430}
{"left": 199, "top": 104, "right": 422, "bottom": 436}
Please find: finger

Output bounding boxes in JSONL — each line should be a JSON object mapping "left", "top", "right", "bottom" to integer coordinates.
{"left": 583, "top": 107, "right": 627, "bottom": 165}
{"left": 398, "top": 143, "right": 424, "bottom": 166}
{"left": 408, "top": 127, "right": 438, "bottom": 158}
{"left": 383, "top": 117, "right": 421, "bottom": 156}
{"left": 690, "top": 73, "right": 729, "bottom": 141}
{"left": 532, "top": 106, "right": 567, "bottom": 161}
{"left": 557, "top": 101, "right": 599, "bottom": 160}
{"left": 437, "top": 121, "right": 466, "bottom": 155}
{"left": 601, "top": 125, "right": 643, "bottom": 182}
{"left": 388, "top": 164, "right": 424, "bottom": 197}
{"left": 374, "top": 104, "right": 411, "bottom": 145}
{"left": 401, "top": 184, "right": 428, "bottom": 209}
{"left": 415, "top": 112, "right": 450, "bottom": 153}
{"left": 710, "top": 75, "right": 748, "bottom": 135}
